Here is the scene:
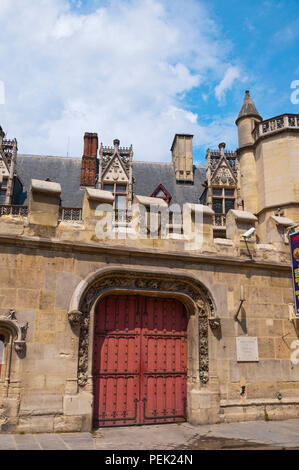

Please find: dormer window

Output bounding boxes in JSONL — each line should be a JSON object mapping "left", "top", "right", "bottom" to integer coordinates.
{"left": 212, "top": 187, "right": 235, "bottom": 215}
{"left": 103, "top": 182, "right": 128, "bottom": 210}
{"left": 151, "top": 184, "right": 172, "bottom": 205}
{"left": 104, "top": 184, "right": 114, "bottom": 192}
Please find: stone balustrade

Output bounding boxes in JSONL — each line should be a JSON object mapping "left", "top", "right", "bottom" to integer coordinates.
{"left": 252, "top": 114, "right": 299, "bottom": 141}
{"left": 213, "top": 213, "right": 226, "bottom": 227}
{"left": 0, "top": 205, "right": 28, "bottom": 217}
{"left": 0, "top": 180, "right": 294, "bottom": 260}
{"left": 59, "top": 207, "right": 82, "bottom": 223}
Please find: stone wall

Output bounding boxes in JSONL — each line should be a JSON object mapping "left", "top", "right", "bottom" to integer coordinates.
{"left": 0, "top": 180, "right": 297, "bottom": 432}
{"left": 0, "top": 233, "right": 296, "bottom": 432}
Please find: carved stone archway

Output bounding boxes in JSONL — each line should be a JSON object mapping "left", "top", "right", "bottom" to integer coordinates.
{"left": 68, "top": 267, "right": 216, "bottom": 391}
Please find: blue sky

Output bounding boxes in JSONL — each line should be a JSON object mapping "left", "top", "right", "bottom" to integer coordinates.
{"left": 0, "top": 0, "right": 298, "bottom": 164}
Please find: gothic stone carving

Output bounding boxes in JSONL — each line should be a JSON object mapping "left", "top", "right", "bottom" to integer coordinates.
{"left": 68, "top": 310, "right": 83, "bottom": 327}
{"left": 212, "top": 163, "right": 235, "bottom": 186}
{"left": 208, "top": 317, "right": 221, "bottom": 330}
{"left": 0, "top": 310, "right": 28, "bottom": 355}
{"left": 73, "top": 273, "right": 215, "bottom": 388}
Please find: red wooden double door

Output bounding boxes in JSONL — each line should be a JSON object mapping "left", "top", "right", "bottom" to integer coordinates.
{"left": 93, "top": 294, "right": 187, "bottom": 427}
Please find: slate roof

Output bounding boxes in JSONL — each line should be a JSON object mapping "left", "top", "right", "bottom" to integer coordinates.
{"left": 133, "top": 161, "right": 206, "bottom": 206}
{"left": 15, "top": 154, "right": 84, "bottom": 207}
{"left": 236, "top": 90, "right": 262, "bottom": 124}
{"left": 14, "top": 154, "right": 207, "bottom": 208}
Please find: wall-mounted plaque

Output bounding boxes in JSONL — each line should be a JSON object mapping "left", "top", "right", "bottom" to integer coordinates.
{"left": 236, "top": 337, "right": 259, "bottom": 362}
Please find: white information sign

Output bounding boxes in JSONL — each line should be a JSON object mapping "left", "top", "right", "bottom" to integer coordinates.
{"left": 236, "top": 337, "right": 259, "bottom": 362}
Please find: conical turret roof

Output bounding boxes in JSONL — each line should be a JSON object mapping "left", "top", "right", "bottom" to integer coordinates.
{"left": 236, "top": 90, "right": 262, "bottom": 124}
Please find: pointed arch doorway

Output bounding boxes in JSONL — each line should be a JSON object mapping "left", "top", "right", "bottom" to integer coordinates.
{"left": 92, "top": 294, "right": 187, "bottom": 427}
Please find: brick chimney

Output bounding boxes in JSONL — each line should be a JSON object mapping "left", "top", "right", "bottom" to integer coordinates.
{"left": 81, "top": 133, "right": 98, "bottom": 186}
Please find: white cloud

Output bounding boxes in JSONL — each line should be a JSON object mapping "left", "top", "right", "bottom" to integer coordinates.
{"left": 0, "top": 81, "right": 5, "bottom": 105}
{"left": 215, "top": 66, "right": 241, "bottom": 102}
{"left": 0, "top": 0, "right": 240, "bottom": 161}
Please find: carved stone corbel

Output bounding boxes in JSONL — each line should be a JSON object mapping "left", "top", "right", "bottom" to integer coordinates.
{"left": 68, "top": 310, "right": 83, "bottom": 327}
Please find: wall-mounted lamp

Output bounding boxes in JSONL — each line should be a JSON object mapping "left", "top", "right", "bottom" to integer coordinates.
{"left": 234, "top": 285, "right": 245, "bottom": 321}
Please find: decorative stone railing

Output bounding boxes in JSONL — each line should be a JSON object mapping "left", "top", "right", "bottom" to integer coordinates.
{"left": 0, "top": 205, "right": 28, "bottom": 217}
{"left": 252, "top": 114, "right": 299, "bottom": 141}
{"left": 112, "top": 210, "right": 132, "bottom": 225}
{"left": 213, "top": 214, "right": 226, "bottom": 227}
{"left": 59, "top": 207, "right": 82, "bottom": 222}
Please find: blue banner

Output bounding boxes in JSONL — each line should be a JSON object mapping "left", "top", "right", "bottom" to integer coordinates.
{"left": 290, "top": 231, "right": 299, "bottom": 316}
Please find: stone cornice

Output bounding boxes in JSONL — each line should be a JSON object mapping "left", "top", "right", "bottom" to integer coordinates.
{"left": 237, "top": 126, "right": 299, "bottom": 155}
{"left": 256, "top": 201, "right": 299, "bottom": 216}
{"left": 0, "top": 233, "right": 291, "bottom": 272}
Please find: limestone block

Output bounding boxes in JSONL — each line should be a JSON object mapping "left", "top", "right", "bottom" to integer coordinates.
{"left": 0, "top": 288, "right": 16, "bottom": 308}
{"left": 54, "top": 415, "right": 82, "bottom": 432}
{"left": 55, "top": 272, "right": 81, "bottom": 310}
{"left": 226, "top": 209, "right": 257, "bottom": 246}
{"left": 214, "top": 238, "right": 236, "bottom": 257}
{"left": 258, "top": 337, "right": 275, "bottom": 359}
{"left": 281, "top": 360, "right": 299, "bottom": 381}
{"left": 2, "top": 398, "right": 20, "bottom": 418}
{"left": 65, "top": 379, "right": 78, "bottom": 395}
{"left": 211, "top": 283, "right": 229, "bottom": 317}
{"left": 274, "top": 337, "right": 292, "bottom": 360}
{"left": 188, "top": 390, "right": 220, "bottom": 425}
{"left": 0, "top": 216, "right": 25, "bottom": 236}
{"left": 20, "top": 392, "right": 63, "bottom": 414}
{"left": 83, "top": 188, "right": 114, "bottom": 236}
{"left": 266, "top": 215, "right": 294, "bottom": 247}
{"left": 33, "top": 331, "right": 55, "bottom": 344}
{"left": 39, "top": 290, "right": 56, "bottom": 311}
{"left": 246, "top": 360, "right": 283, "bottom": 382}
{"left": 16, "top": 288, "right": 39, "bottom": 309}
{"left": 63, "top": 392, "right": 93, "bottom": 416}
{"left": 183, "top": 203, "right": 214, "bottom": 249}
{"left": 28, "top": 179, "right": 61, "bottom": 227}
{"left": 132, "top": 195, "right": 168, "bottom": 239}
{"left": 44, "top": 272, "right": 57, "bottom": 290}
{"left": 16, "top": 269, "right": 45, "bottom": 290}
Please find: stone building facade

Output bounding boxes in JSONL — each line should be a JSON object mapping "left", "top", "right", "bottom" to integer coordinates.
{"left": 0, "top": 91, "right": 298, "bottom": 433}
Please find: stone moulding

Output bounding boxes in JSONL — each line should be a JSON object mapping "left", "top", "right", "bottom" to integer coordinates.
{"left": 0, "top": 309, "right": 28, "bottom": 355}
{"left": 67, "top": 267, "right": 216, "bottom": 389}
